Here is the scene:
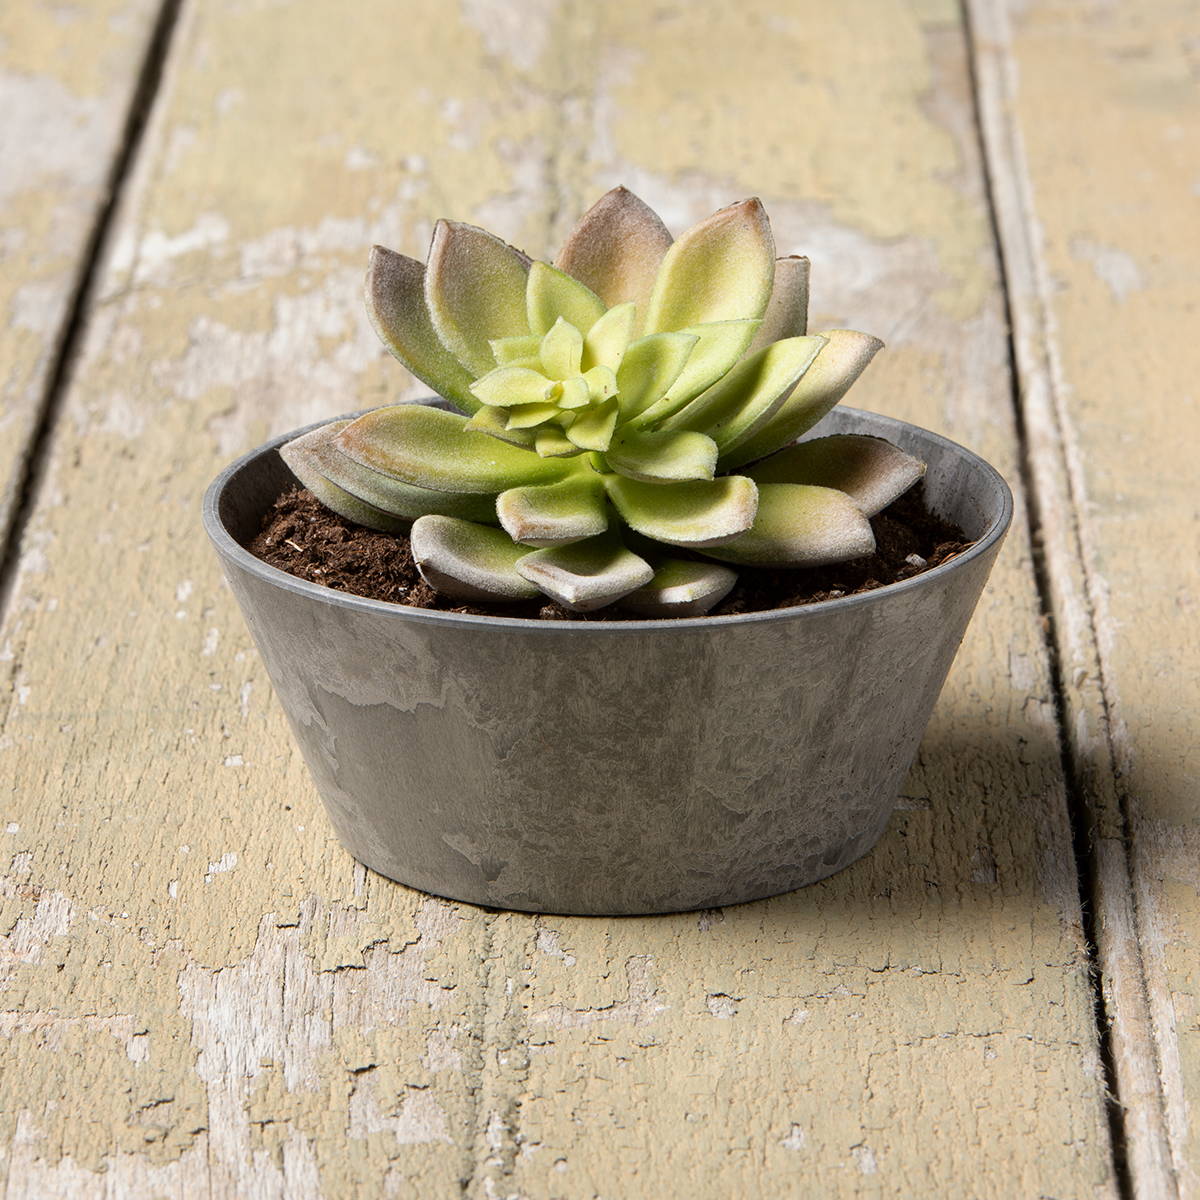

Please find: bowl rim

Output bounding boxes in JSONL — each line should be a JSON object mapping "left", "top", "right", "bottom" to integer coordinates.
{"left": 202, "top": 403, "right": 1014, "bottom": 635}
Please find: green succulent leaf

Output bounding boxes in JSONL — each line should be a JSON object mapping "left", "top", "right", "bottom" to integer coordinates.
{"left": 526, "top": 261, "right": 606, "bottom": 338}
{"left": 604, "top": 474, "right": 758, "bottom": 547}
{"left": 615, "top": 332, "right": 700, "bottom": 419}
{"left": 534, "top": 427, "right": 583, "bottom": 458}
{"left": 336, "top": 404, "right": 570, "bottom": 493}
{"left": 281, "top": 429, "right": 410, "bottom": 534}
{"left": 582, "top": 364, "right": 618, "bottom": 402}
{"left": 661, "top": 334, "right": 827, "bottom": 450}
{"left": 720, "top": 330, "right": 886, "bottom": 468}
{"left": 605, "top": 428, "right": 718, "bottom": 483}
{"left": 554, "top": 185, "right": 673, "bottom": 315}
{"left": 747, "top": 434, "right": 926, "bottom": 517}
{"left": 539, "top": 317, "right": 584, "bottom": 380}
{"left": 556, "top": 377, "right": 591, "bottom": 409}
{"left": 425, "top": 220, "right": 531, "bottom": 376}
{"left": 564, "top": 397, "right": 619, "bottom": 452}
{"left": 505, "top": 403, "right": 562, "bottom": 430}
{"left": 364, "top": 246, "right": 483, "bottom": 415}
{"left": 282, "top": 420, "right": 497, "bottom": 524}
{"left": 748, "top": 255, "right": 810, "bottom": 352}
{"left": 630, "top": 320, "right": 761, "bottom": 427}
{"left": 410, "top": 516, "right": 540, "bottom": 603}
{"left": 496, "top": 473, "right": 609, "bottom": 547}
{"left": 582, "top": 301, "right": 637, "bottom": 372}
{"left": 464, "top": 404, "right": 536, "bottom": 447}
{"left": 701, "top": 483, "right": 875, "bottom": 567}
{"left": 470, "top": 366, "right": 552, "bottom": 408}
{"left": 619, "top": 558, "right": 738, "bottom": 617}
{"left": 490, "top": 334, "right": 542, "bottom": 366}
{"left": 515, "top": 531, "right": 654, "bottom": 612}
{"left": 643, "top": 198, "right": 775, "bottom": 335}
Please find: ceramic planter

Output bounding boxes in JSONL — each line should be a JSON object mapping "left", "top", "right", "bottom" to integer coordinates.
{"left": 203, "top": 404, "right": 1011, "bottom": 915}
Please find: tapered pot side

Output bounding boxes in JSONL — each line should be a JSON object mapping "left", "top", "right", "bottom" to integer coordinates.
{"left": 203, "top": 405, "right": 1012, "bottom": 915}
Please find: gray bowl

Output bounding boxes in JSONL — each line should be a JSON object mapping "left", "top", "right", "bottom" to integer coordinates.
{"left": 203, "top": 405, "right": 1011, "bottom": 915}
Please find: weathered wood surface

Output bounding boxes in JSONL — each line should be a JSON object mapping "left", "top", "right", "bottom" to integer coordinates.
{"left": 969, "top": 2, "right": 1200, "bottom": 1195}
{"left": 0, "top": 0, "right": 1191, "bottom": 1195}
{"left": 0, "top": 0, "right": 164, "bottom": 543}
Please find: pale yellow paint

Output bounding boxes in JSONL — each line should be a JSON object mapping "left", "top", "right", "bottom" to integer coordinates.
{"left": 0, "top": 0, "right": 163, "bottom": 535}
{"left": 970, "top": 1, "right": 1200, "bottom": 1195}
{"left": 0, "top": 0, "right": 1178, "bottom": 1195}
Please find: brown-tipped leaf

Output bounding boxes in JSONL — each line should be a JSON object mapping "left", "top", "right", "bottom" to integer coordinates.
{"left": 282, "top": 420, "right": 497, "bottom": 523}
{"left": 643, "top": 198, "right": 775, "bottom": 334}
{"left": 747, "top": 434, "right": 926, "bottom": 517}
{"left": 555, "top": 186, "right": 673, "bottom": 316}
{"left": 365, "top": 247, "right": 482, "bottom": 413}
{"left": 425, "top": 220, "right": 531, "bottom": 376}
{"left": 748, "top": 255, "right": 810, "bottom": 352}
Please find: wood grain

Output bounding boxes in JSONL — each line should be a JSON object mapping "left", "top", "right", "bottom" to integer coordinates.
{"left": 969, "top": 1, "right": 1200, "bottom": 1195}
{"left": 0, "top": 0, "right": 1153, "bottom": 1195}
{"left": 0, "top": 0, "right": 165, "bottom": 542}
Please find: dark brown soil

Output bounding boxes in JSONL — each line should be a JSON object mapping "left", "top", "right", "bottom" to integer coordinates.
{"left": 248, "top": 486, "right": 972, "bottom": 620}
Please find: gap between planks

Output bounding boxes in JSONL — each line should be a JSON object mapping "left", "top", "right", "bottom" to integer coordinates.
{"left": 960, "top": 2, "right": 1178, "bottom": 1198}
{"left": 0, "top": 0, "right": 186, "bottom": 622}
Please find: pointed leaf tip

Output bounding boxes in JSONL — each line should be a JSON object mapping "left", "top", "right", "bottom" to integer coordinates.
{"left": 425, "top": 220, "right": 531, "bottom": 376}
{"left": 720, "top": 330, "right": 885, "bottom": 468}
{"left": 555, "top": 186, "right": 673, "bottom": 315}
{"left": 748, "top": 435, "right": 925, "bottom": 517}
{"left": 644, "top": 198, "right": 775, "bottom": 335}
{"left": 364, "top": 246, "right": 482, "bottom": 414}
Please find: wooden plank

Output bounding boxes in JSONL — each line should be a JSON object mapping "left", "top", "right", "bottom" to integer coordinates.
{"left": 0, "top": 0, "right": 165, "bottom": 542}
{"left": 0, "top": 1, "right": 564, "bottom": 1194}
{"left": 968, "top": 1, "right": 1200, "bottom": 1196}
{"left": 0, "top": 3, "right": 1120, "bottom": 1198}
{"left": 480, "top": 3, "right": 1120, "bottom": 1197}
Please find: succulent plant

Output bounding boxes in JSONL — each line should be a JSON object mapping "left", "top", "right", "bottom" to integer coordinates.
{"left": 282, "top": 188, "right": 926, "bottom": 615}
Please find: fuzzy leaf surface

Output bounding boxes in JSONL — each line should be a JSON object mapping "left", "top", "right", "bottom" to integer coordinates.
{"left": 425, "top": 220, "right": 530, "bottom": 376}
{"left": 643, "top": 198, "right": 774, "bottom": 334}
{"left": 701, "top": 483, "right": 875, "bottom": 566}
{"left": 554, "top": 186, "right": 673, "bottom": 315}
{"left": 630, "top": 320, "right": 760, "bottom": 426}
{"left": 526, "top": 262, "right": 606, "bottom": 338}
{"left": 748, "top": 255, "right": 810, "bottom": 352}
{"left": 365, "top": 247, "right": 482, "bottom": 413}
{"left": 605, "top": 474, "right": 758, "bottom": 547}
{"left": 410, "top": 516, "right": 539, "bottom": 602}
{"left": 282, "top": 421, "right": 497, "bottom": 523}
{"left": 336, "top": 404, "right": 569, "bottom": 493}
{"left": 614, "top": 332, "right": 699, "bottom": 419}
{"left": 606, "top": 428, "right": 718, "bottom": 482}
{"left": 662, "top": 335, "right": 827, "bottom": 450}
{"left": 747, "top": 434, "right": 926, "bottom": 517}
{"left": 497, "top": 474, "right": 608, "bottom": 547}
{"left": 516, "top": 532, "right": 654, "bottom": 611}
{"left": 721, "top": 330, "right": 885, "bottom": 468}
{"left": 618, "top": 559, "right": 737, "bottom": 617}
